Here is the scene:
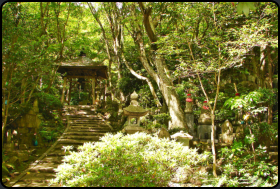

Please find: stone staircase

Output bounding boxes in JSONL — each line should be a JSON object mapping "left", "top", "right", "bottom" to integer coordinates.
{"left": 7, "top": 105, "right": 113, "bottom": 187}
{"left": 269, "top": 145, "right": 278, "bottom": 165}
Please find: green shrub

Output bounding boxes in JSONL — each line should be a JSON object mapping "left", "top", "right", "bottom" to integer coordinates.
{"left": 39, "top": 112, "right": 65, "bottom": 143}
{"left": 69, "top": 91, "right": 89, "bottom": 105}
{"left": 36, "top": 92, "right": 62, "bottom": 119}
{"left": 51, "top": 132, "right": 210, "bottom": 187}
{"left": 208, "top": 140, "right": 278, "bottom": 187}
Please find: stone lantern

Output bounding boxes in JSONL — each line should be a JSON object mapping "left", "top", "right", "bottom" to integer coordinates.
{"left": 123, "top": 91, "right": 149, "bottom": 134}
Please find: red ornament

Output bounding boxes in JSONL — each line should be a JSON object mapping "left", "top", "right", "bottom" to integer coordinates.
{"left": 202, "top": 101, "right": 209, "bottom": 109}
{"left": 203, "top": 105, "right": 209, "bottom": 110}
{"left": 186, "top": 94, "right": 192, "bottom": 102}
{"left": 235, "top": 93, "right": 240, "bottom": 96}
{"left": 186, "top": 98, "right": 193, "bottom": 102}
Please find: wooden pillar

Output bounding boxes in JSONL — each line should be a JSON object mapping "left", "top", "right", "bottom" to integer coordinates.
{"left": 92, "top": 77, "right": 96, "bottom": 105}
{"left": 61, "top": 77, "right": 67, "bottom": 104}
{"left": 68, "top": 78, "right": 72, "bottom": 105}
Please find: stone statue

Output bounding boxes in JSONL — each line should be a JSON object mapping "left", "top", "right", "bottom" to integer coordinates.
{"left": 198, "top": 101, "right": 212, "bottom": 125}
{"left": 220, "top": 119, "right": 234, "bottom": 144}
{"left": 185, "top": 94, "right": 193, "bottom": 113}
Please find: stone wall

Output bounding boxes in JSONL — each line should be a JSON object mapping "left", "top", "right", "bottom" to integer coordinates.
{"left": 6, "top": 99, "right": 42, "bottom": 150}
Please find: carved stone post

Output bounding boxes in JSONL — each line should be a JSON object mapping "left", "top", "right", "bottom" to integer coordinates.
{"left": 185, "top": 94, "right": 195, "bottom": 136}
{"left": 61, "top": 77, "right": 67, "bottom": 104}
{"left": 68, "top": 78, "right": 72, "bottom": 105}
{"left": 92, "top": 78, "right": 96, "bottom": 105}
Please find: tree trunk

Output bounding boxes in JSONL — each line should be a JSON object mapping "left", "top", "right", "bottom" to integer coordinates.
{"left": 266, "top": 43, "right": 274, "bottom": 155}
{"left": 211, "top": 113, "right": 217, "bottom": 177}
{"left": 104, "top": 4, "right": 125, "bottom": 103}
{"left": 45, "top": 66, "right": 59, "bottom": 93}
{"left": 122, "top": 52, "right": 162, "bottom": 107}
{"left": 2, "top": 66, "right": 14, "bottom": 148}
{"left": 129, "top": 4, "right": 186, "bottom": 129}
{"left": 188, "top": 41, "right": 220, "bottom": 177}
{"left": 21, "top": 78, "right": 27, "bottom": 104}
{"left": 138, "top": 42, "right": 186, "bottom": 129}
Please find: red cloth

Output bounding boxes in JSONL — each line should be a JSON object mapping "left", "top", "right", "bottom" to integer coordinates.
{"left": 186, "top": 98, "right": 192, "bottom": 102}
{"left": 202, "top": 105, "right": 209, "bottom": 110}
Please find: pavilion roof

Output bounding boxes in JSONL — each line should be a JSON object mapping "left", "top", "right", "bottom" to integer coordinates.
{"left": 57, "top": 56, "right": 108, "bottom": 79}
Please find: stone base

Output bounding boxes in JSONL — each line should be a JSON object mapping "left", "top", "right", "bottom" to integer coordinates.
{"left": 123, "top": 125, "right": 148, "bottom": 135}
{"left": 200, "top": 139, "right": 219, "bottom": 143}
{"left": 176, "top": 137, "right": 191, "bottom": 148}
{"left": 197, "top": 125, "right": 216, "bottom": 140}
{"left": 232, "top": 120, "right": 242, "bottom": 125}
{"left": 219, "top": 133, "right": 235, "bottom": 144}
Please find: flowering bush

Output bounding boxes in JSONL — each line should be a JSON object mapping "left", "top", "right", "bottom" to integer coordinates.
{"left": 51, "top": 132, "right": 210, "bottom": 187}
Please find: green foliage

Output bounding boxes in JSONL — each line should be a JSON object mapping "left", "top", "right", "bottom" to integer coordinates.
{"left": 153, "top": 113, "right": 170, "bottom": 124}
{"left": 236, "top": 2, "right": 256, "bottom": 16}
{"left": 7, "top": 102, "right": 33, "bottom": 125}
{"left": 250, "top": 122, "right": 278, "bottom": 144}
{"left": 214, "top": 109, "right": 235, "bottom": 122}
{"left": 138, "top": 84, "right": 160, "bottom": 108}
{"left": 2, "top": 164, "right": 10, "bottom": 176}
{"left": 39, "top": 112, "right": 65, "bottom": 142}
{"left": 70, "top": 91, "right": 89, "bottom": 105}
{"left": 209, "top": 139, "right": 278, "bottom": 187}
{"left": 51, "top": 132, "right": 210, "bottom": 187}
{"left": 36, "top": 93, "right": 62, "bottom": 119}
{"left": 142, "top": 112, "right": 170, "bottom": 130}
{"left": 223, "top": 88, "right": 277, "bottom": 113}
{"left": 116, "top": 77, "right": 139, "bottom": 96}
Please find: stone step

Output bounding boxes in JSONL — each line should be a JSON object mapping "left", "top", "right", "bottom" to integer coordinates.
{"left": 29, "top": 163, "right": 59, "bottom": 173}
{"left": 70, "top": 118, "right": 101, "bottom": 120}
{"left": 269, "top": 152, "right": 278, "bottom": 160}
{"left": 47, "top": 149, "right": 67, "bottom": 156}
{"left": 67, "top": 128, "right": 111, "bottom": 132}
{"left": 69, "top": 122, "right": 102, "bottom": 125}
{"left": 21, "top": 172, "right": 55, "bottom": 183}
{"left": 70, "top": 123, "right": 105, "bottom": 127}
{"left": 68, "top": 115, "right": 99, "bottom": 117}
{"left": 62, "top": 135, "right": 106, "bottom": 140}
{"left": 63, "top": 132, "right": 107, "bottom": 136}
{"left": 270, "top": 146, "right": 278, "bottom": 152}
{"left": 8, "top": 106, "right": 113, "bottom": 187}
{"left": 57, "top": 138, "right": 100, "bottom": 144}
{"left": 69, "top": 126, "right": 108, "bottom": 129}
{"left": 69, "top": 120, "right": 102, "bottom": 123}
{"left": 40, "top": 156, "right": 64, "bottom": 164}
{"left": 12, "top": 181, "right": 48, "bottom": 187}
{"left": 54, "top": 143, "right": 83, "bottom": 150}
{"left": 69, "top": 119, "right": 102, "bottom": 122}
{"left": 70, "top": 122, "right": 104, "bottom": 125}
{"left": 63, "top": 105, "right": 96, "bottom": 109}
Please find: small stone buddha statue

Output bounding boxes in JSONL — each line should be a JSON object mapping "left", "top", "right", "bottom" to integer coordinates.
{"left": 185, "top": 94, "right": 193, "bottom": 113}
{"left": 198, "top": 101, "right": 212, "bottom": 125}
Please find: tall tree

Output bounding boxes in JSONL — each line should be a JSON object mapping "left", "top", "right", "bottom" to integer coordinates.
{"left": 124, "top": 3, "right": 186, "bottom": 129}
